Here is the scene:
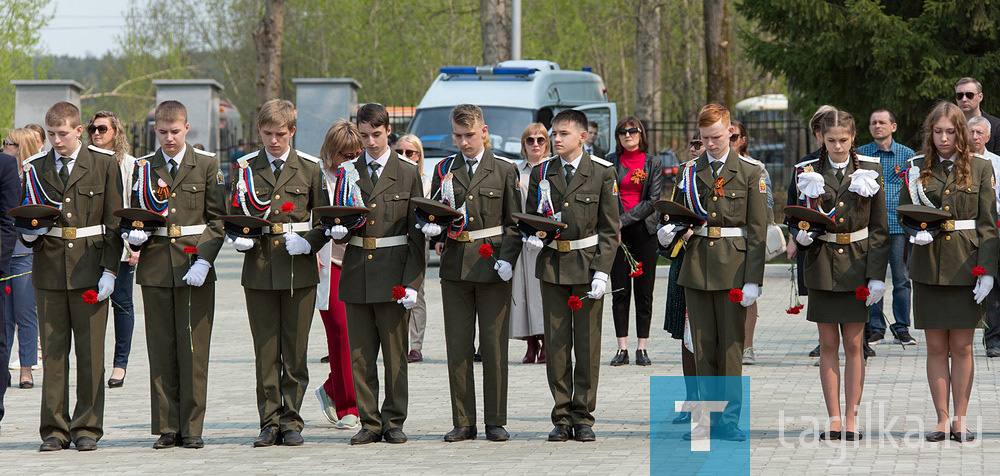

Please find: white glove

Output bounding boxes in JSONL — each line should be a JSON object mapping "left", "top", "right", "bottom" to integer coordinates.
{"left": 232, "top": 236, "right": 255, "bottom": 251}
{"left": 796, "top": 171, "right": 825, "bottom": 199}
{"left": 397, "top": 287, "right": 418, "bottom": 309}
{"left": 325, "top": 225, "right": 348, "bottom": 240}
{"left": 21, "top": 233, "right": 39, "bottom": 242}
{"left": 866, "top": 279, "right": 886, "bottom": 307}
{"left": 587, "top": 271, "right": 609, "bottom": 299}
{"left": 284, "top": 232, "right": 312, "bottom": 255}
{"left": 494, "top": 260, "right": 513, "bottom": 281}
{"left": 97, "top": 270, "right": 116, "bottom": 301}
{"left": 795, "top": 229, "right": 814, "bottom": 246}
{"left": 974, "top": 275, "right": 994, "bottom": 304}
{"left": 740, "top": 283, "right": 760, "bottom": 307}
{"left": 122, "top": 229, "right": 150, "bottom": 247}
{"left": 657, "top": 224, "right": 677, "bottom": 246}
{"left": 182, "top": 258, "right": 212, "bottom": 287}
{"left": 419, "top": 222, "right": 443, "bottom": 238}
{"left": 909, "top": 230, "right": 933, "bottom": 246}
{"left": 523, "top": 235, "right": 544, "bottom": 251}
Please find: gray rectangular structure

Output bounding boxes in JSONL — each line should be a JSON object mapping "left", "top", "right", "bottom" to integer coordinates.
{"left": 11, "top": 80, "right": 84, "bottom": 135}
{"left": 292, "top": 78, "right": 361, "bottom": 157}
{"left": 153, "top": 79, "right": 223, "bottom": 155}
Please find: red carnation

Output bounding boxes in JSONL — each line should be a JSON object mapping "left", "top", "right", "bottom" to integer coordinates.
{"left": 82, "top": 290, "right": 98, "bottom": 304}
{"left": 728, "top": 288, "right": 743, "bottom": 303}
{"left": 785, "top": 306, "right": 800, "bottom": 315}
{"left": 392, "top": 286, "right": 406, "bottom": 300}
{"left": 855, "top": 286, "right": 869, "bottom": 300}
{"left": 568, "top": 296, "right": 583, "bottom": 311}
{"left": 183, "top": 246, "right": 198, "bottom": 254}
{"left": 281, "top": 202, "right": 295, "bottom": 213}
{"left": 479, "top": 243, "right": 494, "bottom": 259}
{"left": 973, "top": 266, "right": 987, "bottom": 277}
{"left": 629, "top": 268, "right": 643, "bottom": 278}
{"left": 4, "top": 285, "right": 10, "bottom": 295}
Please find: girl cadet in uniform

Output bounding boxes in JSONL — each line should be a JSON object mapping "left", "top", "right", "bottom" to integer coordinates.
{"left": 900, "top": 102, "right": 999, "bottom": 443}
{"left": 791, "top": 110, "right": 888, "bottom": 441}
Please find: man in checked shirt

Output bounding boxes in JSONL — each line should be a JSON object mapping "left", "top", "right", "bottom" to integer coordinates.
{"left": 857, "top": 109, "right": 916, "bottom": 346}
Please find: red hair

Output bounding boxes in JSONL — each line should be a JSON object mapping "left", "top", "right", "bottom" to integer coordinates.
{"left": 697, "top": 103, "right": 731, "bottom": 128}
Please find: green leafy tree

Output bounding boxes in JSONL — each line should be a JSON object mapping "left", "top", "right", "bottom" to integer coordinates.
{"left": 738, "top": 0, "right": 1000, "bottom": 146}
{"left": 0, "top": 0, "right": 52, "bottom": 132}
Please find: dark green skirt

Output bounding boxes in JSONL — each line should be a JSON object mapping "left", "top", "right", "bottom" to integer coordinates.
{"left": 806, "top": 289, "right": 868, "bottom": 324}
{"left": 912, "top": 282, "right": 984, "bottom": 330}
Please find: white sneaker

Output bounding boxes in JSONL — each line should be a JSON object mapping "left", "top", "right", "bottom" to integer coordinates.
{"left": 336, "top": 414, "right": 360, "bottom": 430}
{"left": 314, "top": 387, "right": 339, "bottom": 424}
{"left": 742, "top": 347, "right": 756, "bottom": 365}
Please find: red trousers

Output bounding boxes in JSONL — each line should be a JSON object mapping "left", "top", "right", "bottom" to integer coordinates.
{"left": 319, "top": 265, "right": 359, "bottom": 419}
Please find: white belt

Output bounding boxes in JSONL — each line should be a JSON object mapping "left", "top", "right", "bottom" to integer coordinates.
{"left": 45, "top": 225, "right": 105, "bottom": 240}
{"left": 447, "top": 226, "right": 503, "bottom": 242}
{"left": 153, "top": 224, "right": 207, "bottom": 237}
{"left": 266, "top": 222, "right": 311, "bottom": 234}
{"left": 941, "top": 219, "right": 976, "bottom": 232}
{"left": 349, "top": 235, "right": 408, "bottom": 250}
{"left": 547, "top": 234, "right": 599, "bottom": 252}
{"left": 692, "top": 226, "right": 746, "bottom": 238}
{"left": 818, "top": 227, "right": 868, "bottom": 244}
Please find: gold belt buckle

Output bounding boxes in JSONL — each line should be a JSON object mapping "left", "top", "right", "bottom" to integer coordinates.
{"left": 456, "top": 231, "right": 470, "bottom": 242}
{"left": 61, "top": 227, "right": 76, "bottom": 240}
{"left": 836, "top": 233, "right": 851, "bottom": 245}
{"left": 271, "top": 223, "right": 284, "bottom": 234}
{"left": 169, "top": 224, "right": 182, "bottom": 238}
{"left": 363, "top": 237, "right": 377, "bottom": 250}
{"left": 707, "top": 227, "right": 722, "bottom": 239}
{"left": 557, "top": 240, "right": 571, "bottom": 252}
{"left": 941, "top": 220, "right": 955, "bottom": 232}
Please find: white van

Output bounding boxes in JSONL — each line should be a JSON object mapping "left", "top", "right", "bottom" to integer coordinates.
{"left": 406, "top": 60, "right": 617, "bottom": 173}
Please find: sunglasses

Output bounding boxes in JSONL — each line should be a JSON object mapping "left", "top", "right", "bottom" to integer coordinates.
{"left": 87, "top": 124, "right": 110, "bottom": 135}
{"left": 730, "top": 134, "right": 742, "bottom": 142}
{"left": 616, "top": 127, "right": 641, "bottom": 136}
{"left": 525, "top": 136, "right": 547, "bottom": 146}
{"left": 689, "top": 140, "right": 703, "bottom": 148}
{"left": 394, "top": 148, "right": 420, "bottom": 158}
{"left": 956, "top": 92, "right": 978, "bottom": 101}
{"left": 340, "top": 150, "right": 362, "bottom": 160}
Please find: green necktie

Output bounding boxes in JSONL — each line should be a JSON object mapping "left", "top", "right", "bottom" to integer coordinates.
{"left": 59, "top": 157, "right": 71, "bottom": 184}
{"left": 369, "top": 161, "right": 381, "bottom": 185}
{"left": 273, "top": 160, "right": 283, "bottom": 177}
{"left": 565, "top": 164, "right": 574, "bottom": 183}
{"left": 835, "top": 168, "right": 844, "bottom": 181}
{"left": 467, "top": 158, "right": 478, "bottom": 178}
{"left": 169, "top": 160, "right": 178, "bottom": 179}
{"left": 710, "top": 160, "right": 723, "bottom": 176}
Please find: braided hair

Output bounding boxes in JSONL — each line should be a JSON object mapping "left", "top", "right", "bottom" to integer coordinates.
{"left": 918, "top": 102, "right": 973, "bottom": 190}
{"left": 813, "top": 110, "right": 865, "bottom": 205}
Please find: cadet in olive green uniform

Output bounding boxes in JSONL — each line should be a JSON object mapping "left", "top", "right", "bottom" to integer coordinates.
{"left": 524, "top": 110, "right": 620, "bottom": 443}
{"left": 228, "top": 99, "right": 329, "bottom": 447}
{"left": 21, "top": 102, "right": 124, "bottom": 452}
{"left": 421, "top": 104, "right": 522, "bottom": 442}
{"left": 663, "top": 104, "right": 767, "bottom": 441}
{"left": 126, "top": 101, "right": 226, "bottom": 449}
{"left": 329, "top": 104, "right": 425, "bottom": 445}
{"left": 787, "top": 110, "right": 888, "bottom": 441}
{"left": 898, "top": 102, "right": 999, "bottom": 443}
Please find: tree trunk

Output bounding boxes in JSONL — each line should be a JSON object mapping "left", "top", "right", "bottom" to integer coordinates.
{"left": 252, "top": 0, "right": 285, "bottom": 117}
{"left": 703, "top": 0, "right": 732, "bottom": 107}
{"left": 480, "top": 0, "right": 511, "bottom": 65}
{"left": 635, "top": 1, "right": 662, "bottom": 135}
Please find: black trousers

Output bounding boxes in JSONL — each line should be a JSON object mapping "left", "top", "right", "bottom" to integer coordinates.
{"left": 610, "top": 222, "right": 658, "bottom": 339}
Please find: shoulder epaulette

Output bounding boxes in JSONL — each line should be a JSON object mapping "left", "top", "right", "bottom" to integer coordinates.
{"left": 590, "top": 156, "right": 612, "bottom": 167}
{"left": 87, "top": 144, "right": 114, "bottom": 156}
{"left": 494, "top": 155, "right": 515, "bottom": 165}
{"left": 682, "top": 159, "right": 697, "bottom": 168}
{"left": 295, "top": 150, "right": 321, "bottom": 163}
{"left": 857, "top": 154, "right": 879, "bottom": 163}
{"left": 137, "top": 152, "right": 155, "bottom": 161}
{"left": 974, "top": 153, "right": 990, "bottom": 161}
{"left": 397, "top": 155, "right": 417, "bottom": 166}
{"left": 194, "top": 148, "right": 217, "bottom": 158}
{"left": 738, "top": 154, "right": 762, "bottom": 166}
{"left": 24, "top": 150, "right": 47, "bottom": 164}
{"left": 794, "top": 157, "right": 819, "bottom": 169}
{"left": 238, "top": 150, "right": 260, "bottom": 161}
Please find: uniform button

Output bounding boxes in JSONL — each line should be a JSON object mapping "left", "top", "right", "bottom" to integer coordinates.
{"left": 944, "top": 205, "right": 950, "bottom": 211}
{"left": 65, "top": 197, "right": 71, "bottom": 203}
{"left": 712, "top": 196, "right": 718, "bottom": 201}
{"left": 946, "top": 235, "right": 952, "bottom": 241}
{"left": 731, "top": 192, "right": 736, "bottom": 197}
{"left": 369, "top": 220, "right": 375, "bottom": 225}
{"left": 489, "top": 191, "right": 494, "bottom": 196}
{"left": 296, "top": 188, "right": 301, "bottom": 193}
{"left": 838, "top": 217, "right": 845, "bottom": 223}
{"left": 563, "top": 202, "right": 570, "bottom": 207}
{"left": 837, "top": 248, "right": 843, "bottom": 254}
{"left": 469, "top": 217, "right": 475, "bottom": 222}
{"left": 367, "top": 254, "right": 373, "bottom": 260}
{"left": 67, "top": 242, "right": 74, "bottom": 248}
{"left": 66, "top": 212, "right": 72, "bottom": 218}
{"left": 171, "top": 193, "right": 177, "bottom": 197}
{"left": 585, "top": 197, "right": 590, "bottom": 202}
{"left": 274, "top": 240, "right": 280, "bottom": 245}
{"left": 711, "top": 212, "right": 717, "bottom": 217}
{"left": 274, "top": 194, "right": 280, "bottom": 199}
{"left": 171, "top": 208, "right": 176, "bottom": 213}
{"left": 192, "top": 186, "right": 197, "bottom": 191}
{"left": 170, "top": 238, "right": 176, "bottom": 243}
{"left": 274, "top": 210, "right": 280, "bottom": 214}
{"left": 709, "top": 241, "right": 715, "bottom": 247}
{"left": 88, "top": 191, "right": 93, "bottom": 196}
{"left": 469, "top": 195, "right": 474, "bottom": 200}
{"left": 396, "top": 195, "right": 401, "bottom": 199}
{"left": 945, "top": 189, "right": 951, "bottom": 195}
{"left": 371, "top": 203, "right": 377, "bottom": 208}
{"left": 838, "top": 201, "right": 845, "bottom": 207}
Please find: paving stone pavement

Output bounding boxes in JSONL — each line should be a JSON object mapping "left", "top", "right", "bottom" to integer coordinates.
{"left": 0, "top": 253, "right": 998, "bottom": 474}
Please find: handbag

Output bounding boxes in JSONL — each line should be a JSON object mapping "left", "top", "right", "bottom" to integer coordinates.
{"left": 765, "top": 223, "right": 787, "bottom": 261}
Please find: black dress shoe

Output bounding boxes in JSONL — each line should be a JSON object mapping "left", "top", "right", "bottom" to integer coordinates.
{"left": 548, "top": 424, "right": 573, "bottom": 442}
{"left": 719, "top": 423, "right": 746, "bottom": 442}
{"left": 809, "top": 344, "right": 821, "bottom": 357}
{"left": 485, "top": 425, "right": 509, "bottom": 441}
{"left": 988, "top": 347, "right": 1000, "bottom": 358}
{"left": 925, "top": 431, "right": 947, "bottom": 442}
{"left": 253, "top": 426, "right": 282, "bottom": 447}
{"left": 382, "top": 428, "right": 407, "bottom": 444}
{"left": 473, "top": 352, "right": 482, "bottom": 362}
{"left": 863, "top": 342, "right": 876, "bottom": 358}
{"left": 153, "top": 433, "right": 180, "bottom": 449}
{"left": 74, "top": 436, "right": 98, "bottom": 451}
{"left": 350, "top": 429, "right": 382, "bottom": 445}
{"left": 573, "top": 424, "right": 595, "bottom": 442}
{"left": 672, "top": 413, "right": 691, "bottom": 424}
{"left": 635, "top": 349, "right": 651, "bottom": 366}
{"left": 107, "top": 368, "right": 126, "bottom": 388}
{"left": 19, "top": 378, "right": 33, "bottom": 389}
{"left": 282, "top": 430, "right": 304, "bottom": 446}
{"left": 320, "top": 355, "right": 330, "bottom": 363}
{"left": 819, "top": 430, "right": 841, "bottom": 441}
{"left": 844, "top": 431, "right": 862, "bottom": 441}
{"left": 39, "top": 437, "right": 69, "bottom": 452}
{"left": 182, "top": 436, "right": 204, "bottom": 448}
{"left": 950, "top": 431, "right": 975, "bottom": 443}
{"left": 444, "top": 426, "right": 477, "bottom": 442}
{"left": 610, "top": 349, "right": 629, "bottom": 366}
